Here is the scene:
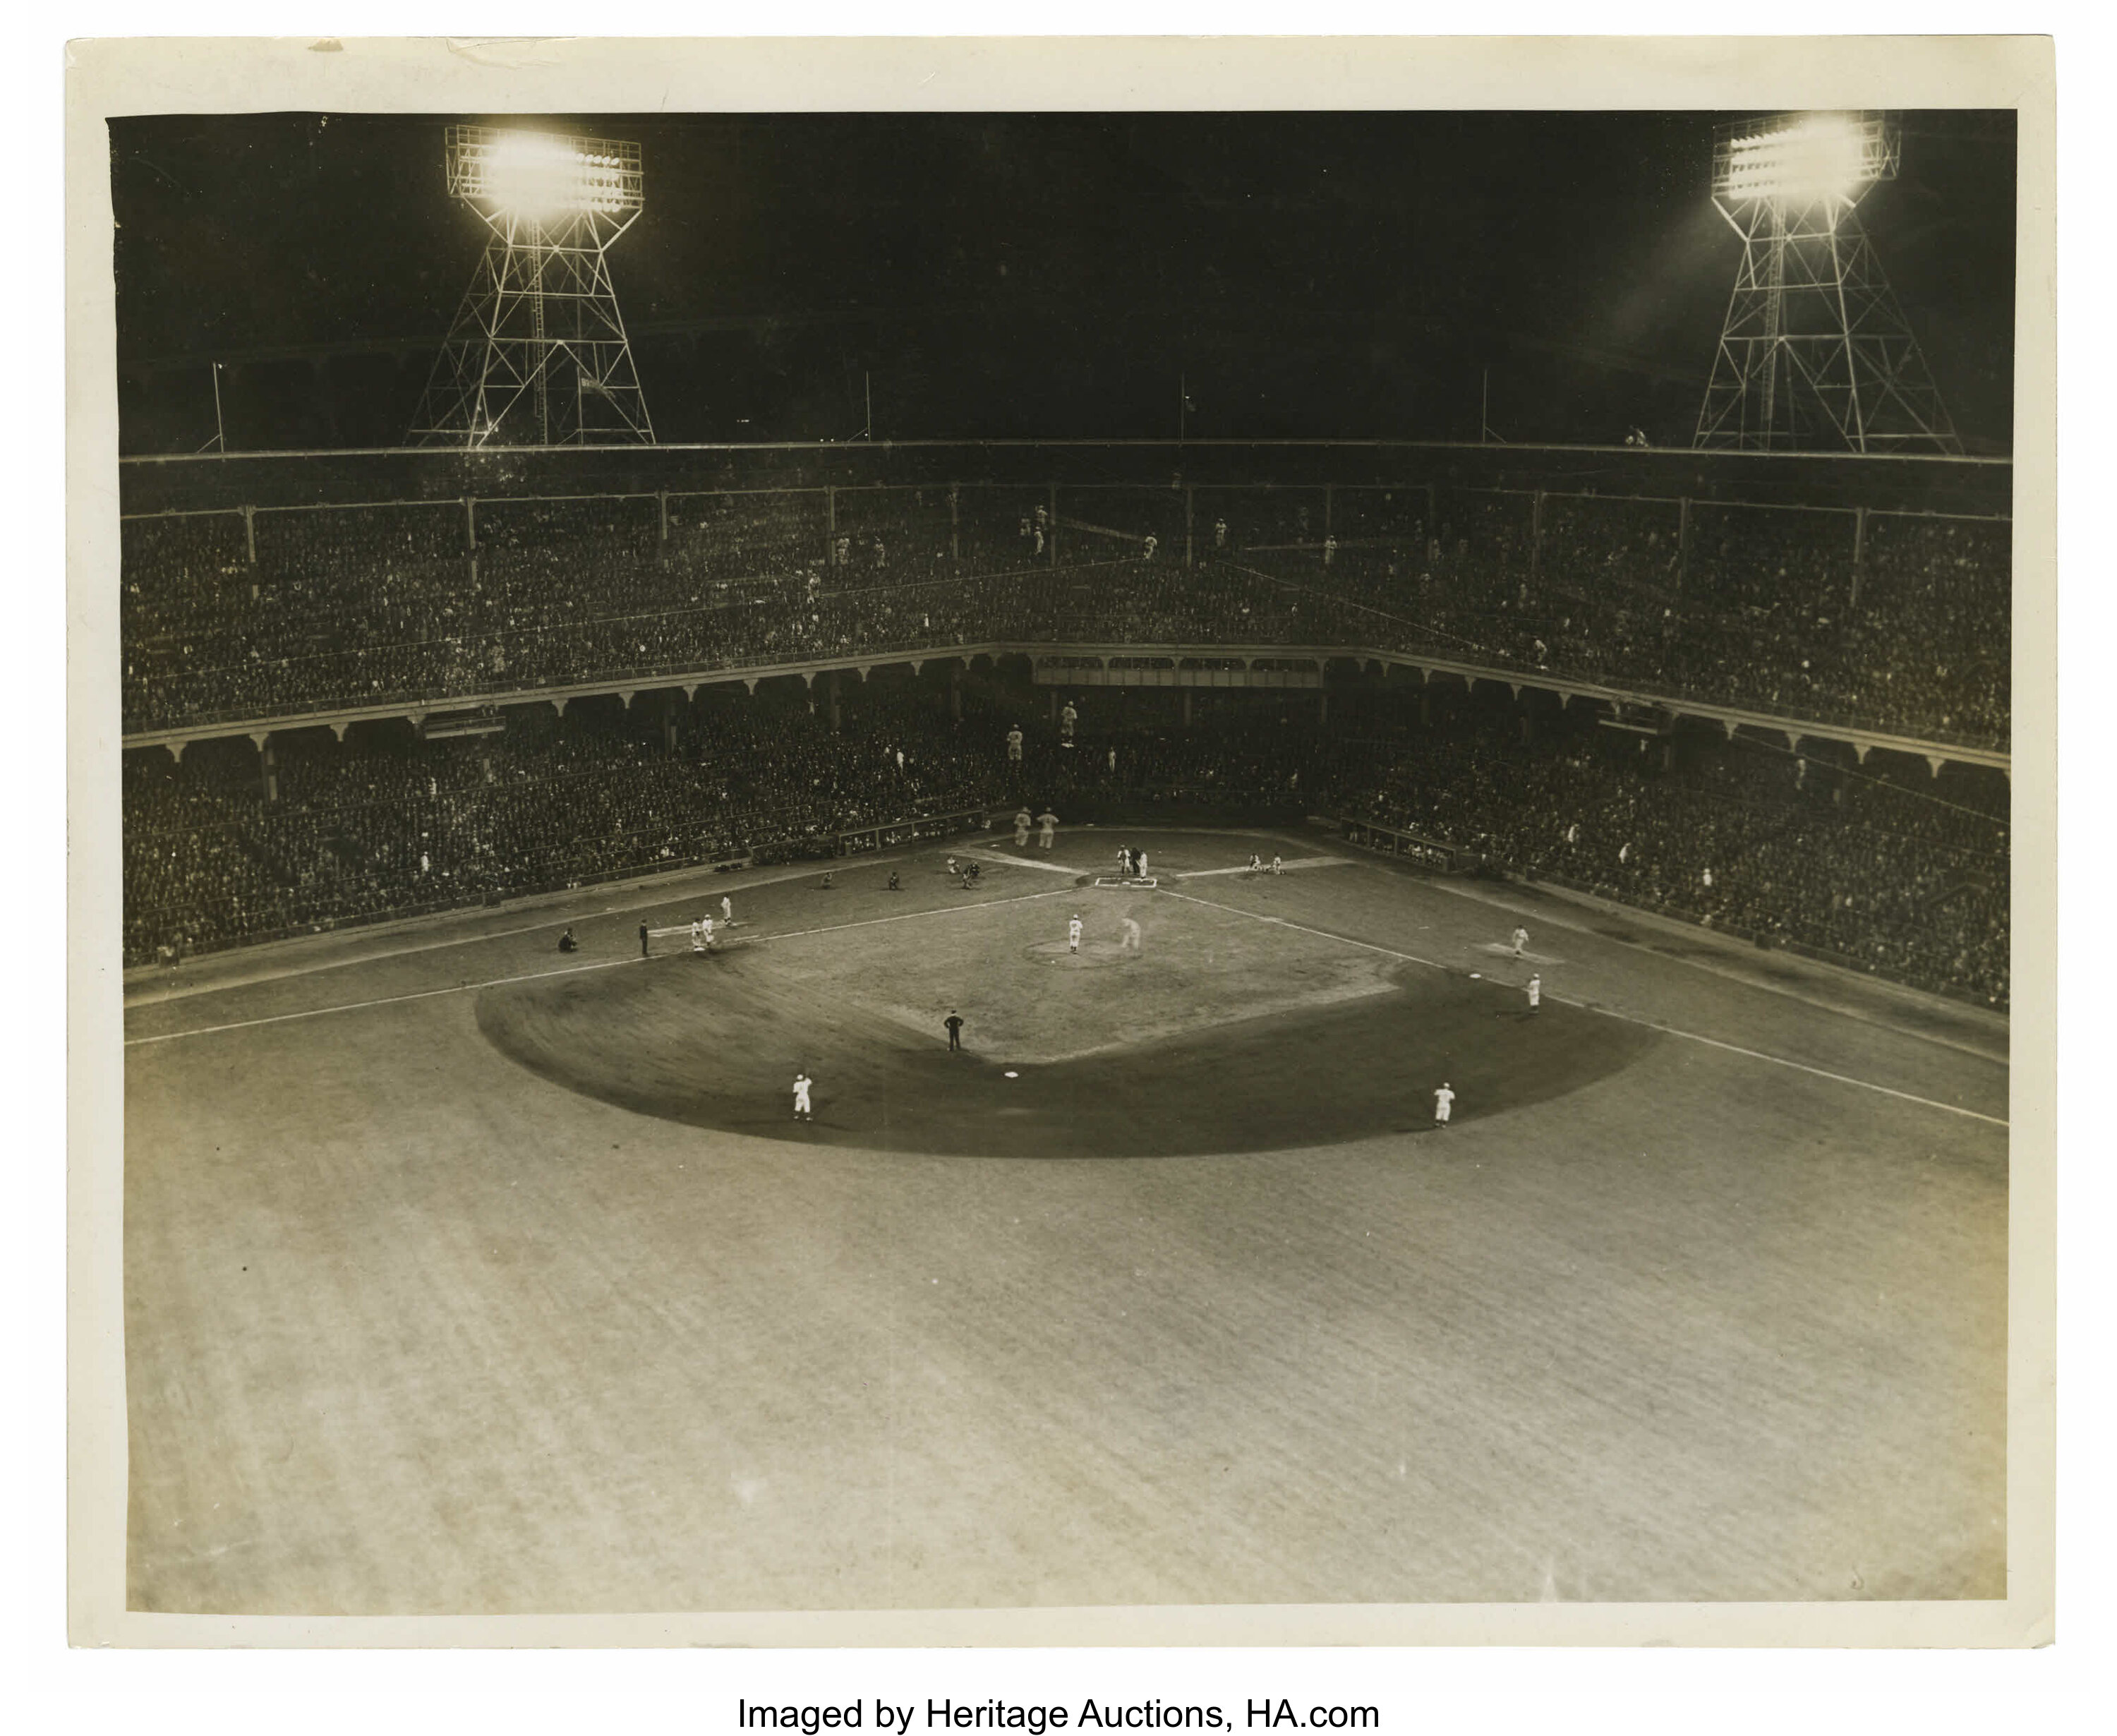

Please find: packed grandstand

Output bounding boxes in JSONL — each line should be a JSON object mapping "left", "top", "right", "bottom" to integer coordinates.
{"left": 119, "top": 449, "right": 2011, "bottom": 1009}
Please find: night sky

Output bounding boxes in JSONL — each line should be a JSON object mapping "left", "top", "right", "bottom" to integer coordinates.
{"left": 109, "top": 109, "right": 2018, "bottom": 455}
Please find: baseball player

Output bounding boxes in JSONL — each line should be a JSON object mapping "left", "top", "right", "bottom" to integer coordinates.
{"left": 1067, "top": 915, "right": 1083, "bottom": 954}
{"left": 792, "top": 1071, "right": 814, "bottom": 1121}
{"left": 1433, "top": 1083, "right": 1454, "bottom": 1128}
{"left": 1135, "top": 849, "right": 1149, "bottom": 878}
{"left": 1014, "top": 808, "right": 1033, "bottom": 847}
{"left": 721, "top": 896, "right": 733, "bottom": 925}
{"left": 1527, "top": 974, "right": 1542, "bottom": 1013}
{"left": 1120, "top": 916, "right": 1142, "bottom": 954}
{"left": 1037, "top": 810, "right": 1058, "bottom": 850}
{"left": 690, "top": 919, "right": 706, "bottom": 954}
{"left": 1006, "top": 726, "right": 1025, "bottom": 764}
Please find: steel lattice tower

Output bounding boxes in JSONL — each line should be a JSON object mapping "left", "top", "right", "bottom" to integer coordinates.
{"left": 409, "top": 127, "right": 654, "bottom": 448}
{"left": 1694, "top": 112, "right": 1960, "bottom": 454}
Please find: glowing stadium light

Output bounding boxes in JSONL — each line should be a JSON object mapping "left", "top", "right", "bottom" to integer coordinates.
{"left": 1713, "top": 111, "right": 1894, "bottom": 207}
{"left": 410, "top": 125, "right": 653, "bottom": 448}
{"left": 447, "top": 126, "right": 644, "bottom": 219}
{"left": 1694, "top": 111, "right": 1958, "bottom": 456}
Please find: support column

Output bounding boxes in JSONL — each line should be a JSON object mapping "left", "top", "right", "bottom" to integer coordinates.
{"left": 464, "top": 496, "right": 477, "bottom": 552}
{"left": 828, "top": 669, "right": 843, "bottom": 733}
{"left": 242, "top": 505, "right": 256, "bottom": 563}
{"left": 1851, "top": 506, "right": 1868, "bottom": 609}
{"left": 826, "top": 487, "right": 837, "bottom": 566}
{"left": 251, "top": 732, "right": 276, "bottom": 802}
{"left": 1185, "top": 486, "right": 1194, "bottom": 569}
{"left": 1318, "top": 689, "right": 1329, "bottom": 726}
{"left": 1049, "top": 686, "right": 1058, "bottom": 722}
{"left": 1419, "top": 687, "right": 1433, "bottom": 728}
{"left": 1529, "top": 490, "right": 1545, "bottom": 596}
{"left": 658, "top": 490, "right": 669, "bottom": 543}
{"left": 949, "top": 486, "right": 960, "bottom": 562}
{"left": 1181, "top": 689, "right": 1193, "bottom": 727}
{"left": 1677, "top": 497, "right": 1690, "bottom": 595}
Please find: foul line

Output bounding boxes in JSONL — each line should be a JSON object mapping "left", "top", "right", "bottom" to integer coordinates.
{"left": 1179, "top": 857, "right": 1349, "bottom": 879}
{"left": 124, "top": 885, "right": 1081, "bottom": 1049}
{"left": 123, "top": 956, "right": 648, "bottom": 1048}
{"left": 1157, "top": 887, "right": 2008, "bottom": 1129}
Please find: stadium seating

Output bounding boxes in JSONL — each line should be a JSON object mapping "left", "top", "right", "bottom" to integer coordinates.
{"left": 120, "top": 483, "right": 2011, "bottom": 749}
{"left": 123, "top": 682, "right": 2008, "bottom": 1008}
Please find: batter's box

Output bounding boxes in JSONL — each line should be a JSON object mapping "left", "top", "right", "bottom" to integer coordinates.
{"left": 1090, "top": 876, "right": 1159, "bottom": 889}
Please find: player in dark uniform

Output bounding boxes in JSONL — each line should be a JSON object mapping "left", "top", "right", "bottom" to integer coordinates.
{"left": 639, "top": 920, "right": 650, "bottom": 957}
{"left": 944, "top": 1011, "right": 965, "bottom": 1051}
{"left": 558, "top": 927, "right": 579, "bottom": 953}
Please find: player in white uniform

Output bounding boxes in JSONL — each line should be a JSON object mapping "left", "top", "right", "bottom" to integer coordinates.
{"left": 1135, "top": 849, "right": 1149, "bottom": 877}
{"left": 690, "top": 920, "right": 706, "bottom": 953}
{"left": 1014, "top": 808, "right": 1033, "bottom": 847}
{"left": 1526, "top": 974, "right": 1541, "bottom": 1012}
{"left": 1037, "top": 811, "right": 1058, "bottom": 850}
{"left": 1006, "top": 727, "right": 1024, "bottom": 764}
{"left": 1067, "top": 915, "right": 1083, "bottom": 953}
{"left": 1270, "top": 854, "right": 1283, "bottom": 875}
{"left": 1247, "top": 853, "right": 1262, "bottom": 874}
{"left": 700, "top": 915, "right": 715, "bottom": 951}
{"left": 1120, "top": 917, "right": 1142, "bottom": 953}
{"left": 721, "top": 896, "right": 732, "bottom": 925}
{"left": 1511, "top": 926, "right": 1529, "bottom": 958}
{"left": 1433, "top": 1083, "right": 1454, "bottom": 1128}
{"left": 792, "top": 1072, "right": 814, "bottom": 1121}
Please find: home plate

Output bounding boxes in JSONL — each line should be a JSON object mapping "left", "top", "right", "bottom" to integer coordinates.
{"left": 1004, "top": 1071, "right": 1020, "bottom": 1078}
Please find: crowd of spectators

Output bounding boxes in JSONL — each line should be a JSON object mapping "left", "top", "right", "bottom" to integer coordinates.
{"left": 120, "top": 485, "right": 2010, "bottom": 749}
{"left": 126, "top": 672, "right": 2008, "bottom": 1008}
{"left": 123, "top": 688, "right": 1004, "bottom": 965}
{"left": 1316, "top": 711, "right": 2008, "bottom": 1006}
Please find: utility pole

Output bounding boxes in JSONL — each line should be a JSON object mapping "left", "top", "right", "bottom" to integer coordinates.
{"left": 198, "top": 361, "right": 227, "bottom": 454}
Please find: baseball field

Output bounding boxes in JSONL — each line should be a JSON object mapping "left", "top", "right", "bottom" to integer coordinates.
{"left": 120, "top": 824, "right": 2008, "bottom": 1613}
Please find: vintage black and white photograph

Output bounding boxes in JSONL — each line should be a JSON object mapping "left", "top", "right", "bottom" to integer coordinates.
{"left": 70, "top": 37, "right": 2055, "bottom": 1641}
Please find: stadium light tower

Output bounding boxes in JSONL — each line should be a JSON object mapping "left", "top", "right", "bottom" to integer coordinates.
{"left": 408, "top": 126, "right": 655, "bottom": 447}
{"left": 1693, "top": 111, "right": 1960, "bottom": 454}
